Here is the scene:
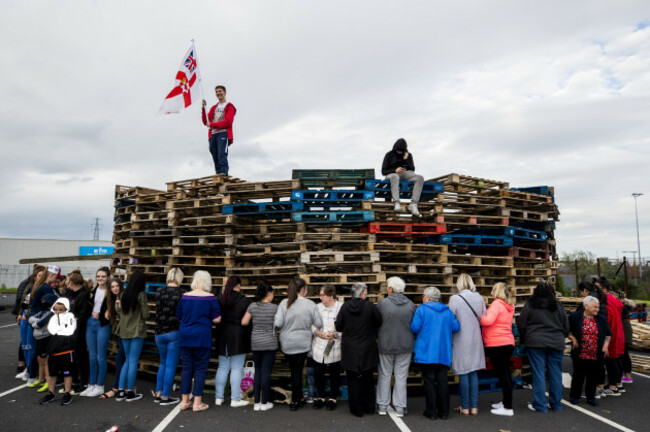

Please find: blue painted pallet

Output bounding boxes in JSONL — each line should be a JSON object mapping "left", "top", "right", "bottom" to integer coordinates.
{"left": 291, "top": 190, "right": 375, "bottom": 202}
{"left": 426, "top": 234, "right": 513, "bottom": 247}
{"left": 477, "top": 377, "right": 501, "bottom": 394}
{"left": 223, "top": 201, "right": 304, "bottom": 215}
{"left": 365, "top": 179, "right": 443, "bottom": 199}
{"left": 144, "top": 283, "right": 167, "bottom": 295}
{"left": 512, "top": 186, "right": 555, "bottom": 199}
{"left": 292, "top": 211, "right": 374, "bottom": 223}
{"left": 454, "top": 226, "right": 547, "bottom": 242}
{"left": 115, "top": 199, "right": 135, "bottom": 209}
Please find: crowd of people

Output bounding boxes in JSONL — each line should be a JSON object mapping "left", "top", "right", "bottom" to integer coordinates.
{"left": 11, "top": 265, "right": 635, "bottom": 420}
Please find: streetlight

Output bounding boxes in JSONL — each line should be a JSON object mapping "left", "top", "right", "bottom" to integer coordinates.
{"left": 632, "top": 193, "right": 643, "bottom": 278}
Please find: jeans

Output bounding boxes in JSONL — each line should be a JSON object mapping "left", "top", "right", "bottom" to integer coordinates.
{"left": 346, "top": 369, "right": 376, "bottom": 417}
{"left": 306, "top": 357, "right": 317, "bottom": 398}
{"left": 420, "top": 363, "right": 450, "bottom": 418}
{"left": 119, "top": 337, "right": 144, "bottom": 390}
{"left": 252, "top": 350, "right": 276, "bottom": 403}
{"left": 86, "top": 318, "right": 111, "bottom": 386}
{"left": 20, "top": 317, "right": 36, "bottom": 378}
{"left": 285, "top": 352, "right": 308, "bottom": 403}
{"left": 208, "top": 131, "right": 229, "bottom": 175}
{"left": 215, "top": 353, "right": 247, "bottom": 401}
{"left": 486, "top": 345, "right": 514, "bottom": 409}
{"left": 570, "top": 356, "right": 601, "bottom": 401}
{"left": 113, "top": 337, "right": 125, "bottom": 390}
{"left": 314, "top": 361, "right": 341, "bottom": 401}
{"left": 527, "top": 347, "right": 564, "bottom": 412}
{"left": 180, "top": 347, "right": 211, "bottom": 397}
{"left": 377, "top": 352, "right": 411, "bottom": 409}
{"left": 155, "top": 331, "right": 181, "bottom": 398}
{"left": 458, "top": 371, "right": 479, "bottom": 410}
{"left": 385, "top": 171, "right": 424, "bottom": 203}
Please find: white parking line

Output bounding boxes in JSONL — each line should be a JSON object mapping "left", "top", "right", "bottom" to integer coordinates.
{"left": 0, "top": 383, "right": 28, "bottom": 398}
{"left": 387, "top": 407, "right": 412, "bottom": 432}
{"left": 631, "top": 372, "right": 650, "bottom": 379}
{"left": 559, "top": 398, "right": 635, "bottom": 432}
{"left": 0, "top": 323, "right": 18, "bottom": 329}
{"left": 151, "top": 404, "right": 182, "bottom": 432}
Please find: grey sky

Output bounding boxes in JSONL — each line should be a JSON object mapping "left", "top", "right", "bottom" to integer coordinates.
{"left": 1, "top": 1, "right": 648, "bottom": 260}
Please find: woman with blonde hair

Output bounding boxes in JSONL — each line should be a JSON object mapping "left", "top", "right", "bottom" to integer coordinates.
{"left": 481, "top": 282, "right": 516, "bottom": 416}
{"left": 448, "top": 274, "right": 486, "bottom": 416}
{"left": 177, "top": 270, "right": 221, "bottom": 412}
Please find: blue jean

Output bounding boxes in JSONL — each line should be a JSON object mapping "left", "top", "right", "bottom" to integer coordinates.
{"left": 119, "top": 337, "right": 144, "bottom": 390}
{"left": 20, "top": 317, "right": 37, "bottom": 378}
{"left": 215, "top": 353, "right": 246, "bottom": 400}
{"left": 527, "top": 348, "right": 564, "bottom": 412}
{"left": 208, "top": 131, "right": 229, "bottom": 175}
{"left": 155, "top": 331, "right": 181, "bottom": 398}
{"left": 458, "top": 371, "right": 479, "bottom": 409}
{"left": 252, "top": 350, "right": 276, "bottom": 404}
{"left": 180, "top": 346, "right": 211, "bottom": 397}
{"left": 113, "top": 337, "right": 125, "bottom": 390}
{"left": 86, "top": 318, "right": 111, "bottom": 386}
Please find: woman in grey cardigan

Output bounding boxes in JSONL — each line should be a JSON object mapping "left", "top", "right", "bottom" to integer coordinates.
{"left": 448, "top": 274, "right": 486, "bottom": 415}
{"left": 274, "top": 278, "right": 322, "bottom": 411}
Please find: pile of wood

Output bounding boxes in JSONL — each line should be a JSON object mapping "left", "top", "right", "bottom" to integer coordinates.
{"left": 631, "top": 321, "right": 650, "bottom": 350}
{"left": 111, "top": 170, "right": 559, "bottom": 385}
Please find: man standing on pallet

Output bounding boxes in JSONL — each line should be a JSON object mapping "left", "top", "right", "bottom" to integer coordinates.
{"left": 202, "top": 85, "right": 237, "bottom": 175}
{"left": 381, "top": 138, "right": 424, "bottom": 217}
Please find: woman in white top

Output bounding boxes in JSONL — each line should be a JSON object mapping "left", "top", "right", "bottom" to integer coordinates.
{"left": 311, "top": 284, "right": 342, "bottom": 410}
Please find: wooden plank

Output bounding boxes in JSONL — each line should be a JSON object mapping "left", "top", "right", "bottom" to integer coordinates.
{"left": 20, "top": 254, "right": 113, "bottom": 264}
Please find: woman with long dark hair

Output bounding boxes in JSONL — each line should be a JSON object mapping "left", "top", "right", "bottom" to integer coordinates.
{"left": 274, "top": 277, "right": 322, "bottom": 411}
{"left": 15, "top": 265, "right": 46, "bottom": 384}
{"left": 81, "top": 267, "right": 112, "bottom": 397}
{"left": 115, "top": 270, "right": 150, "bottom": 402}
{"left": 215, "top": 276, "right": 251, "bottom": 407}
{"left": 516, "top": 282, "right": 569, "bottom": 413}
{"left": 98, "top": 277, "right": 125, "bottom": 399}
{"left": 241, "top": 283, "right": 278, "bottom": 411}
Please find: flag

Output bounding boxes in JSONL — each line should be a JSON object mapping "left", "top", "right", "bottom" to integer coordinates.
{"left": 158, "top": 42, "right": 201, "bottom": 114}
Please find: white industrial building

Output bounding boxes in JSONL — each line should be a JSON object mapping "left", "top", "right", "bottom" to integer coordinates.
{"left": 0, "top": 238, "right": 113, "bottom": 288}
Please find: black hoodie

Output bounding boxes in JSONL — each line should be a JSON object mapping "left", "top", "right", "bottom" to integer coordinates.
{"left": 381, "top": 138, "right": 415, "bottom": 176}
{"left": 335, "top": 298, "right": 382, "bottom": 372}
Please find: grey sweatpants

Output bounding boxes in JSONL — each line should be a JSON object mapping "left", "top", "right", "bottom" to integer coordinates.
{"left": 377, "top": 352, "right": 412, "bottom": 409}
{"left": 385, "top": 171, "right": 424, "bottom": 203}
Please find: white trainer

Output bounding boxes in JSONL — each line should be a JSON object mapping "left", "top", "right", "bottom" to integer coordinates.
{"left": 79, "top": 385, "right": 95, "bottom": 397}
{"left": 491, "top": 407, "right": 514, "bottom": 416}
{"left": 15, "top": 370, "right": 28, "bottom": 380}
{"left": 393, "top": 202, "right": 401, "bottom": 212}
{"left": 215, "top": 398, "right": 224, "bottom": 406}
{"left": 254, "top": 403, "right": 261, "bottom": 411}
{"left": 230, "top": 400, "right": 249, "bottom": 408}
{"left": 26, "top": 378, "right": 38, "bottom": 386}
{"left": 260, "top": 402, "right": 274, "bottom": 411}
{"left": 88, "top": 386, "right": 104, "bottom": 397}
{"left": 491, "top": 401, "right": 504, "bottom": 409}
{"left": 407, "top": 203, "right": 421, "bottom": 217}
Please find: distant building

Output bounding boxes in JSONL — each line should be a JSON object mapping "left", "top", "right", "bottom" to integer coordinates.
{"left": 0, "top": 238, "right": 113, "bottom": 288}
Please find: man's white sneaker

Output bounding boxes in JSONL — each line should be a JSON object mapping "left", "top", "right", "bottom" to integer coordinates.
{"left": 88, "top": 386, "right": 104, "bottom": 397}
{"left": 491, "top": 401, "right": 504, "bottom": 409}
{"left": 393, "top": 202, "right": 401, "bottom": 212}
{"left": 254, "top": 403, "right": 261, "bottom": 411}
{"left": 407, "top": 203, "right": 421, "bottom": 217}
{"left": 215, "top": 398, "right": 224, "bottom": 406}
{"left": 491, "top": 407, "right": 514, "bottom": 416}
{"left": 260, "top": 402, "right": 274, "bottom": 411}
{"left": 15, "top": 370, "right": 28, "bottom": 380}
{"left": 79, "top": 385, "right": 95, "bottom": 397}
{"left": 230, "top": 400, "right": 249, "bottom": 407}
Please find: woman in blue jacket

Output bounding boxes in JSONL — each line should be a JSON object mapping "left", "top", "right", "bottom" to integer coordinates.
{"left": 411, "top": 286, "right": 460, "bottom": 421}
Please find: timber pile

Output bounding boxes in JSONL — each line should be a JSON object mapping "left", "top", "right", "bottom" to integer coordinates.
{"left": 111, "top": 170, "right": 559, "bottom": 386}
{"left": 631, "top": 322, "right": 650, "bottom": 350}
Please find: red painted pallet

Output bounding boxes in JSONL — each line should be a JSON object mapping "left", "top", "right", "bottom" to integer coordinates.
{"left": 366, "top": 222, "right": 447, "bottom": 237}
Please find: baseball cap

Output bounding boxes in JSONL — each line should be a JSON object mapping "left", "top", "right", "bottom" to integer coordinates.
{"left": 47, "top": 265, "right": 65, "bottom": 280}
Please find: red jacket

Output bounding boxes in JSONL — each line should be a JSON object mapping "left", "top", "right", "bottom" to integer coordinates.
{"left": 606, "top": 293, "right": 625, "bottom": 357}
{"left": 202, "top": 102, "right": 236, "bottom": 144}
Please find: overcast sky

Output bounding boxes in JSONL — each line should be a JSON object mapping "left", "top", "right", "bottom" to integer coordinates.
{"left": 1, "top": 1, "right": 648, "bottom": 260}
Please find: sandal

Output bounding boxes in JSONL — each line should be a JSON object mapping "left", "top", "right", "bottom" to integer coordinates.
{"left": 99, "top": 389, "right": 118, "bottom": 399}
{"left": 193, "top": 402, "right": 209, "bottom": 412}
{"left": 179, "top": 402, "right": 193, "bottom": 411}
{"left": 470, "top": 408, "right": 479, "bottom": 416}
{"left": 454, "top": 406, "right": 470, "bottom": 415}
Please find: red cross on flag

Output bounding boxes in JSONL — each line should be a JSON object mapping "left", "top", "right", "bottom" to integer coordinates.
{"left": 158, "top": 42, "right": 201, "bottom": 114}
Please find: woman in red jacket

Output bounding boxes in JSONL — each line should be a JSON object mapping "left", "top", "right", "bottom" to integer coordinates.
{"left": 480, "top": 282, "right": 516, "bottom": 417}
{"left": 595, "top": 277, "right": 625, "bottom": 396}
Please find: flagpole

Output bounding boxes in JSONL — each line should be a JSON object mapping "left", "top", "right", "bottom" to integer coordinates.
{"left": 192, "top": 39, "right": 206, "bottom": 102}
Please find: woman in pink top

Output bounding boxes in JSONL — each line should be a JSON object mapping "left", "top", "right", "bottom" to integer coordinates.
{"left": 480, "top": 282, "right": 515, "bottom": 417}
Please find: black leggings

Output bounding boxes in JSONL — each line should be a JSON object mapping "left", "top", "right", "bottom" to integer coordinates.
{"left": 485, "top": 345, "right": 514, "bottom": 409}
{"left": 252, "top": 350, "right": 276, "bottom": 404}
{"left": 620, "top": 345, "right": 632, "bottom": 374}
{"left": 285, "top": 352, "right": 307, "bottom": 403}
{"left": 605, "top": 356, "right": 622, "bottom": 387}
{"left": 314, "top": 361, "right": 341, "bottom": 400}
{"left": 346, "top": 368, "right": 376, "bottom": 416}
{"left": 570, "top": 357, "right": 601, "bottom": 401}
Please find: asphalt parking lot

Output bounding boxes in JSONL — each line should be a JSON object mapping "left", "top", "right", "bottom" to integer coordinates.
{"left": 0, "top": 309, "right": 648, "bottom": 432}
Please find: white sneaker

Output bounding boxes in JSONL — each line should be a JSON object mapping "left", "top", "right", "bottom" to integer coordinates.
{"left": 393, "top": 202, "right": 401, "bottom": 212}
{"left": 491, "top": 407, "right": 514, "bottom": 416}
{"left": 491, "top": 402, "right": 504, "bottom": 409}
{"left": 407, "top": 203, "right": 421, "bottom": 217}
{"left": 26, "top": 378, "right": 39, "bottom": 386}
{"left": 15, "top": 370, "right": 28, "bottom": 380}
{"left": 254, "top": 403, "right": 261, "bottom": 411}
{"left": 79, "top": 385, "right": 95, "bottom": 397}
{"left": 230, "top": 400, "right": 249, "bottom": 407}
{"left": 215, "top": 398, "right": 224, "bottom": 406}
{"left": 88, "top": 386, "right": 104, "bottom": 397}
{"left": 260, "top": 402, "right": 274, "bottom": 411}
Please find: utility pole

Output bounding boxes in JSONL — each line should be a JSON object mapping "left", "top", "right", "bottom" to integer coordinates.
{"left": 92, "top": 218, "right": 101, "bottom": 241}
{"left": 632, "top": 193, "right": 643, "bottom": 278}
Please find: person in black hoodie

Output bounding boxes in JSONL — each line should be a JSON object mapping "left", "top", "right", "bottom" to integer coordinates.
{"left": 335, "top": 282, "right": 383, "bottom": 417}
{"left": 65, "top": 270, "right": 91, "bottom": 394}
{"left": 38, "top": 297, "right": 77, "bottom": 405}
{"left": 381, "top": 138, "right": 424, "bottom": 217}
{"left": 516, "top": 282, "right": 569, "bottom": 413}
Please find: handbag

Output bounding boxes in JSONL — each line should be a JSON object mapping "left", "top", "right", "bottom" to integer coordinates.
{"left": 240, "top": 360, "right": 255, "bottom": 393}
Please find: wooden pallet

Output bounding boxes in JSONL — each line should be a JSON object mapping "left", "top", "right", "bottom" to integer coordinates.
{"left": 427, "top": 173, "right": 509, "bottom": 193}
{"left": 368, "top": 242, "right": 448, "bottom": 254}
{"left": 298, "top": 272, "right": 387, "bottom": 284}
{"left": 630, "top": 353, "right": 650, "bottom": 371}
{"left": 166, "top": 174, "right": 244, "bottom": 192}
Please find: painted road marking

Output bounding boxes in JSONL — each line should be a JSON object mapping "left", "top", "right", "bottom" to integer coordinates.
{"left": 0, "top": 323, "right": 18, "bottom": 329}
{"left": 387, "top": 407, "right": 412, "bottom": 432}
{"left": 151, "top": 404, "right": 182, "bottom": 432}
{"left": 0, "top": 383, "right": 28, "bottom": 398}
